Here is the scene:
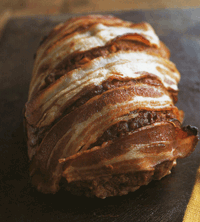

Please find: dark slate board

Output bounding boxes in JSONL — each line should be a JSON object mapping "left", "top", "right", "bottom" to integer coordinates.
{"left": 0, "top": 8, "right": 200, "bottom": 222}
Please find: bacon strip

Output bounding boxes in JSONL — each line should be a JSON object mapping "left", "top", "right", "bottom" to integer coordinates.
{"left": 25, "top": 51, "right": 180, "bottom": 128}
{"left": 30, "top": 122, "right": 198, "bottom": 195}
{"left": 61, "top": 122, "right": 198, "bottom": 182}
{"left": 29, "top": 18, "right": 161, "bottom": 98}
{"left": 30, "top": 39, "right": 170, "bottom": 96}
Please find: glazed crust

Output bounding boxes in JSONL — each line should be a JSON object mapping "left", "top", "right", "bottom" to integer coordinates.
{"left": 24, "top": 15, "right": 199, "bottom": 198}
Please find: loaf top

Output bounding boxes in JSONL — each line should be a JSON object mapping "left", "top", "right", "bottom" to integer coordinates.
{"left": 25, "top": 15, "right": 180, "bottom": 129}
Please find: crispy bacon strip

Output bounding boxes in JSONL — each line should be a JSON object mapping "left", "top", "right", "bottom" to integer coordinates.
{"left": 25, "top": 51, "right": 180, "bottom": 128}
{"left": 61, "top": 122, "right": 198, "bottom": 182}
{"left": 28, "top": 18, "right": 161, "bottom": 99}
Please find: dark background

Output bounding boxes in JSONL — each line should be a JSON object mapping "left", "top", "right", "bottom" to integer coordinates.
{"left": 0, "top": 8, "right": 200, "bottom": 222}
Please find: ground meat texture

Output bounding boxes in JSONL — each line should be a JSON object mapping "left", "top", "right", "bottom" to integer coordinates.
{"left": 60, "top": 160, "right": 175, "bottom": 198}
{"left": 87, "top": 109, "right": 177, "bottom": 150}
{"left": 63, "top": 76, "right": 164, "bottom": 116}
{"left": 43, "top": 40, "right": 169, "bottom": 89}
{"left": 27, "top": 77, "right": 174, "bottom": 153}
{"left": 27, "top": 109, "right": 176, "bottom": 150}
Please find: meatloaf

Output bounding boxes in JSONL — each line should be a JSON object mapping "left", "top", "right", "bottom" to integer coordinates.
{"left": 24, "top": 15, "right": 199, "bottom": 198}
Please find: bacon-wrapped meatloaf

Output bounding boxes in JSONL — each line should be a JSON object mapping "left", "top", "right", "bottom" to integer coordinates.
{"left": 24, "top": 15, "right": 199, "bottom": 198}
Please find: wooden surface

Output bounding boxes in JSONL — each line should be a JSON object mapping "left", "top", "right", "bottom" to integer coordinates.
{"left": 0, "top": 8, "right": 200, "bottom": 222}
{"left": 0, "top": 0, "right": 200, "bottom": 39}
{"left": 1, "top": 0, "right": 200, "bottom": 16}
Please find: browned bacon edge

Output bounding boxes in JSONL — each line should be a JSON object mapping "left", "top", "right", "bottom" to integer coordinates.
{"left": 25, "top": 78, "right": 178, "bottom": 160}
{"left": 32, "top": 16, "right": 155, "bottom": 87}
{"left": 31, "top": 35, "right": 170, "bottom": 99}
{"left": 30, "top": 14, "right": 169, "bottom": 100}
{"left": 39, "top": 39, "right": 170, "bottom": 93}
{"left": 29, "top": 121, "right": 198, "bottom": 198}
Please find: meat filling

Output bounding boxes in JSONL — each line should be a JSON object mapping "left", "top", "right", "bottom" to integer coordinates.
{"left": 88, "top": 109, "right": 177, "bottom": 150}
{"left": 42, "top": 40, "right": 169, "bottom": 90}
{"left": 29, "top": 77, "right": 177, "bottom": 158}
{"left": 60, "top": 160, "right": 175, "bottom": 198}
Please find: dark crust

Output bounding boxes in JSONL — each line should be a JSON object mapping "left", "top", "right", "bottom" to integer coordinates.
{"left": 38, "top": 40, "right": 170, "bottom": 92}
{"left": 60, "top": 160, "right": 175, "bottom": 198}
